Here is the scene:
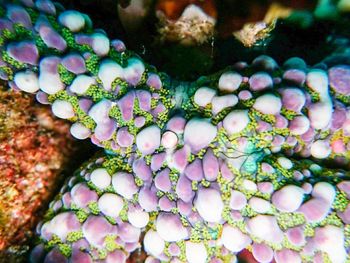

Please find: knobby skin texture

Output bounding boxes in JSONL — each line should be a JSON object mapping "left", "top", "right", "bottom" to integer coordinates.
{"left": 0, "top": 0, "right": 350, "bottom": 262}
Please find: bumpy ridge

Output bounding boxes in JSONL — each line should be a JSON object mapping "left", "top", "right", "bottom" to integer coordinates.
{"left": 31, "top": 153, "right": 350, "bottom": 263}
{"left": 1, "top": 1, "right": 350, "bottom": 164}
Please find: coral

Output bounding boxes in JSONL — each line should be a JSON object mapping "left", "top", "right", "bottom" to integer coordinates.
{"left": 31, "top": 154, "right": 350, "bottom": 263}
{"left": 0, "top": 0, "right": 349, "bottom": 262}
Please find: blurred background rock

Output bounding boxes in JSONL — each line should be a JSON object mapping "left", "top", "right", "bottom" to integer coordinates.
{"left": 58, "top": 0, "right": 350, "bottom": 79}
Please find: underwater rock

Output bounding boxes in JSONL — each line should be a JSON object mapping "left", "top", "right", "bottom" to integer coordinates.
{"left": 155, "top": 0, "right": 217, "bottom": 45}
{"left": 0, "top": 88, "right": 79, "bottom": 261}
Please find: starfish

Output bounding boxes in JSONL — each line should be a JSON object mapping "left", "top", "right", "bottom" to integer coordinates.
{"left": 0, "top": 1, "right": 350, "bottom": 262}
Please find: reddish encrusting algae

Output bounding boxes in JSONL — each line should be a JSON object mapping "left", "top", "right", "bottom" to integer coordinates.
{"left": 0, "top": 87, "right": 79, "bottom": 261}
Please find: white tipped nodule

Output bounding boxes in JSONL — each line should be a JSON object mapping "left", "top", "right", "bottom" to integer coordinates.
{"left": 156, "top": 213, "right": 188, "bottom": 242}
{"left": 14, "top": 70, "right": 39, "bottom": 93}
{"left": 98, "top": 59, "right": 123, "bottom": 91}
{"left": 312, "top": 182, "right": 335, "bottom": 204}
{"left": 218, "top": 71, "right": 242, "bottom": 92}
{"left": 253, "top": 94, "right": 282, "bottom": 115}
{"left": 277, "top": 157, "right": 293, "bottom": 169}
{"left": 308, "top": 101, "right": 333, "bottom": 130}
{"left": 98, "top": 193, "right": 123, "bottom": 218}
{"left": 39, "top": 73, "right": 65, "bottom": 95}
{"left": 70, "top": 122, "right": 91, "bottom": 140}
{"left": 185, "top": 241, "right": 208, "bottom": 263}
{"left": 272, "top": 185, "right": 304, "bottom": 212}
{"left": 112, "top": 172, "right": 138, "bottom": 199}
{"left": 314, "top": 225, "right": 347, "bottom": 263}
{"left": 90, "top": 168, "right": 111, "bottom": 190}
{"left": 52, "top": 100, "right": 75, "bottom": 119}
{"left": 229, "top": 190, "right": 247, "bottom": 210}
{"left": 306, "top": 69, "right": 329, "bottom": 99}
{"left": 310, "top": 140, "right": 331, "bottom": 159}
{"left": 249, "top": 197, "right": 271, "bottom": 213}
{"left": 195, "top": 187, "right": 224, "bottom": 223}
{"left": 184, "top": 118, "right": 217, "bottom": 152}
{"left": 247, "top": 215, "right": 284, "bottom": 244}
{"left": 92, "top": 33, "right": 110, "bottom": 56}
{"left": 143, "top": 230, "right": 165, "bottom": 257}
{"left": 69, "top": 75, "right": 96, "bottom": 95}
{"left": 58, "top": 10, "right": 85, "bottom": 32}
{"left": 211, "top": 94, "right": 238, "bottom": 115}
{"left": 136, "top": 125, "right": 161, "bottom": 155}
{"left": 194, "top": 87, "right": 216, "bottom": 107}
{"left": 161, "top": 131, "right": 178, "bottom": 149}
{"left": 289, "top": 115, "right": 310, "bottom": 136}
{"left": 123, "top": 58, "right": 145, "bottom": 86}
{"left": 221, "top": 225, "right": 251, "bottom": 252}
{"left": 223, "top": 110, "right": 250, "bottom": 135}
{"left": 128, "top": 209, "right": 149, "bottom": 228}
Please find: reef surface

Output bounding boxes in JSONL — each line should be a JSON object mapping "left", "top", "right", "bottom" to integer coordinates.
{"left": 0, "top": 0, "right": 349, "bottom": 262}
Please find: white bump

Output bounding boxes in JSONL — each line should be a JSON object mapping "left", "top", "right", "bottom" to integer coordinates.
{"left": 136, "top": 125, "right": 161, "bottom": 155}
{"left": 223, "top": 110, "right": 250, "bottom": 135}
{"left": 123, "top": 58, "right": 145, "bottom": 85}
{"left": 70, "top": 122, "right": 91, "bottom": 139}
{"left": 247, "top": 215, "right": 284, "bottom": 244}
{"left": 229, "top": 190, "right": 247, "bottom": 210}
{"left": 69, "top": 75, "right": 96, "bottom": 95}
{"left": 143, "top": 230, "right": 165, "bottom": 257}
{"left": 98, "top": 59, "right": 123, "bottom": 91}
{"left": 161, "top": 131, "right": 178, "bottom": 149}
{"left": 90, "top": 168, "right": 111, "bottom": 190}
{"left": 14, "top": 71, "right": 39, "bottom": 93}
{"left": 58, "top": 10, "right": 85, "bottom": 32}
{"left": 242, "top": 179, "right": 257, "bottom": 191}
{"left": 52, "top": 100, "right": 75, "bottom": 119}
{"left": 253, "top": 94, "right": 282, "bottom": 115}
{"left": 184, "top": 118, "right": 217, "bottom": 152}
{"left": 211, "top": 94, "right": 238, "bottom": 115}
{"left": 249, "top": 197, "right": 271, "bottom": 213}
{"left": 194, "top": 87, "right": 216, "bottom": 107}
{"left": 310, "top": 140, "right": 331, "bottom": 159}
{"left": 195, "top": 188, "right": 224, "bottom": 223}
{"left": 312, "top": 182, "right": 335, "bottom": 205}
{"left": 218, "top": 71, "right": 242, "bottom": 92}
{"left": 39, "top": 73, "right": 65, "bottom": 94}
{"left": 98, "top": 193, "right": 123, "bottom": 218}
{"left": 308, "top": 101, "right": 333, "bottom": 130}
{"left": 128, "top": 209, "right": 149, "bottom": 228}
{"left": 156, "top": 213, "right": 188, "bottom": 242}
{"left": 306, "top": 69, "right": 329, "bottom": 99}
{"left": 92, "top": 33, "right": 110, "bottom": 56}
{"left": 277, "top": 157, "right": 293, "bottom": 169}
{"left": 185, "top": 241, "right": 207, "bottom": 263}
{"left": 221, "top": 225, "right": 251, "bottom": 252}
{"left": 289, "top": 115, "right": 310, "bottom": 135}
{"left": 272, "top": 185, "right": 304, "bottom": 212}
{"left": 314, "top": 225, "right": 347, "bottom": 263}
{"left": 112, "top": 172, "right": 138, "bottom": 199}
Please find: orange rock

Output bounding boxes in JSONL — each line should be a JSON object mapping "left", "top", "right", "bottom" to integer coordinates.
{"left": 0, "top": 87, "right": 83, "bottom": 261}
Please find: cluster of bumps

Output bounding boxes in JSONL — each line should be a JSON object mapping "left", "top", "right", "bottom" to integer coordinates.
{"left": 1, "top": 0, "right": 350, "bottom": 262}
